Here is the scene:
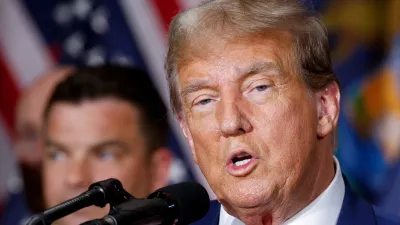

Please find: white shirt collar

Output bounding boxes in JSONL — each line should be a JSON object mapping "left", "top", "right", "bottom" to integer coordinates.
{"left": 219, "top": 156, "right": 345, "bottom": 225}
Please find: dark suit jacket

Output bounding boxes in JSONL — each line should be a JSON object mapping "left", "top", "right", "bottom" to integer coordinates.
{"left": 192, "top": 178, "right": 400, "bottom": 225}
{"left": 1, "top": 192, "right": 31, "bottom": 225}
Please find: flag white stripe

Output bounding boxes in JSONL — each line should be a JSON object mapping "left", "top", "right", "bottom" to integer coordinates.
{"left": 118, "top": 0, "right": 168, "bottom": 101}
{"left": 0, "top": 0, "right": 53, "bottom": 199}
{"left": 0, "top": 0, "right": 53, "bottom": 89}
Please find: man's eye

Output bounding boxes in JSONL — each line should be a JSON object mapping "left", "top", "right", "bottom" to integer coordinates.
{"left": 255, "top": 85, "right": 269, "bottom": 92}
{"left": 98, "top": 151, "right": 114, "bottom": 160}
{"left": 199, "top": 99, "right": 212, "bottom": 105}
{"left": 48, "top": 151, "right": 66, "bottom": 161}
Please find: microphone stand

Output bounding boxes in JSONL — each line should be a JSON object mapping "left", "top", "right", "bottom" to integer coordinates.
{"left": 80, "top": 191, "right": 178, "bottom": 225}
{"left": 26, "top": 178, "right": 134, "bottom": 225}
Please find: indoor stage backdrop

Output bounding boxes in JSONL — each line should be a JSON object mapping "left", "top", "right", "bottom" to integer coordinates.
{"left": 0, "top": 0, "right": 399, "bottom": 218}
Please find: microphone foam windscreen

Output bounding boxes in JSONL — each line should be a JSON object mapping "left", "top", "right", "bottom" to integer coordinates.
{"left": 153, "top": 182, "right": 210, "bottom": 224}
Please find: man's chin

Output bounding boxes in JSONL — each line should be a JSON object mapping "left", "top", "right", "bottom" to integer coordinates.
{"left": 222, "top": 195, "right": 266, "bottom": 210}
{"left": 217, "top": 182, "right": 274, "bottom": 212}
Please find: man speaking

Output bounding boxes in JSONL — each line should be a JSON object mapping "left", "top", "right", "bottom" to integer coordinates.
{"left": 165, "top": 0, "right": 400, "bottom": 224}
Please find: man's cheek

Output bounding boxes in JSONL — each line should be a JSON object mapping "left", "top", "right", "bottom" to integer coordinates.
{"left": 45, "top": 188, "right": 59, "bottom": 206}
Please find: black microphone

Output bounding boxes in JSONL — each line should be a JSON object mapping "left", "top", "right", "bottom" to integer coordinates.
{"left": 26, "top": 178, "right": 134, "bottom": 225}
{"left": 80, "top": 182, "right": 210, "bottom": 225}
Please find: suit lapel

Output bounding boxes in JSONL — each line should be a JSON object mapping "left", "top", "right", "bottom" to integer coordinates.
{"left": 191, "top": 200, "right": 220, "bottom": 225}
{"left": 211, "top": 201, "right": 220, "bottom": 225}
{"left": 337, "top": 178, "right": 377, "bottom": 225}
{"left": 213, "top": 213, "right": 220, "bottom": 225}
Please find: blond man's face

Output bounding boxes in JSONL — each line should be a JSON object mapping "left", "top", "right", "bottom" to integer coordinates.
{"left": 177, "top": 34, "right": 336, "bottom": 214}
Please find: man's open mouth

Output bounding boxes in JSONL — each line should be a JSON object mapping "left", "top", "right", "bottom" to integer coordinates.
{"left": 232, "top": 153, "right": 253, "bottom": 167}
{"left": 226, "top": 150, "right": 259, "bottom": 176}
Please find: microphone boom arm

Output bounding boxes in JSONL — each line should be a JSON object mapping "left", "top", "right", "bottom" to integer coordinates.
{"left": 26, "top": 178, "right": 134, "bottom": 225}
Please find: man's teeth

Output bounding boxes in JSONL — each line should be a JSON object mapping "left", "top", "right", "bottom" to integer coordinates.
{"left": 234, "top": 158, "right": 251, "bottom": 166}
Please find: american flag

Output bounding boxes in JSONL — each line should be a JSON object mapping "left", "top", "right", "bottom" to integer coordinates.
{"left": 0, "top": 0, "right": 213, "bottom": 217}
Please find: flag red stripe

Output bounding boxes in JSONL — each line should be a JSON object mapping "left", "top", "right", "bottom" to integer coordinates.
{"left": 149, "top": 0, "right": 181, "bottom": 33}
{"left": 49, "top": 43, "right": 61, "bottom": 63}
{"left": 0, "top": 52, "right": 21, "bottom": 139}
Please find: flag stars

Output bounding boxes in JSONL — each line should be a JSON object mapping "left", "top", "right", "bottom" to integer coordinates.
{"left": 73, "top": 0, "right": 93, "bottom": 20}
{"left": 53, "top": 3, "right": 73, "bottom": 25}
{"left": 64, "top": 32, "right": 86, "bottom": 58}
{"left": 54, "top": 1, "right": 140, "bottom": 68}
{"left": 86, "top": 47, "right": 105, "bottom": 65}
{"left": 90, "top": 7, "right": 109, "bottom": 34}
{"left": 168, "top": 158, "right": 188, "bottom": 183}
{"left": 111, "top": 52, "right": 133, "bottom": 66}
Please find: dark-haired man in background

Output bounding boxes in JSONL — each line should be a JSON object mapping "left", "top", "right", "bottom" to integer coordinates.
{"left": 41, "top": 65, "right": 172, "bottom": 225}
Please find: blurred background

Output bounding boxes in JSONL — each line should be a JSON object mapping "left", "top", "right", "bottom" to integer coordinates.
{"left": 0, "top": 0, "right": 399, "bottom": 222}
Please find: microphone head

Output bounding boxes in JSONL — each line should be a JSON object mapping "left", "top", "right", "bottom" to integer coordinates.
{"left": 149, "top": 182, "right": 210, "bottom": 224}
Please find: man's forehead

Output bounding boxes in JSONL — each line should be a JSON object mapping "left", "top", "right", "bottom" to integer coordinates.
{"left": 178, "top": 47, "right": 286, "bottom": 87}
{"left": 45, "top": 99, "right": 143, "bottom": 138}
{"left": 44, "top": 103, "right": 143, "bottom": 155}
{"left": 180, "top": 60, "right": 282, "bottom": 85}
{"left": 16, "top": 88, "right": 49, "bottom": 129}
{"left": 179, "top": 33, "right": 292, "bottom": 73}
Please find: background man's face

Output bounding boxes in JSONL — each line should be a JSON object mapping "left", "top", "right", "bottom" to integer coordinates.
{"left": 15, "top": 86, "right": 48, "bottom": 167}
{"left": 178, "top": 34, "right": 323, "bottom": 214}
{"left": 43, "top": 98, "right": 156, "bottom": 225}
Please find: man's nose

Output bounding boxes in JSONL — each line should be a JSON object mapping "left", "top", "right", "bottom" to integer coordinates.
{"left": 65, "top": 158, "right": 90, "bottom": 188}
{"left": 217, "top": 97, "right": 252, "bottom": 137}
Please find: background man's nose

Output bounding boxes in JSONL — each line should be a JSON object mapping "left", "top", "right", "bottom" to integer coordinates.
{"left": 65, "top": 159, "right": 90, "bottom": 189}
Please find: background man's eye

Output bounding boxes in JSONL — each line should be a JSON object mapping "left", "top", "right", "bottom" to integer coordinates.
{"left": 255, "top": 85, "right": 269, "bottom": 92}
{"left": 99, "top": 151, "right": 114, "bottom": 160}
{"left": 199, "top": 99, "right": 212, "bottom": 105}
{"left": 50, "top": 151, "right": 66, "bottom": 161}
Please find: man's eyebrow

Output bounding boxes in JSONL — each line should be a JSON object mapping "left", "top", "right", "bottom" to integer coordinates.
{"left": 44, "top": 139, "right": 67, "bottom": 152}
{"left": 243, "top": 61, "right": 282, "bottom": 76}
{"left": 179, "top": 62, "right": 281, "bottom": 100}
{"left": 180, "top": 80, "right": 211, "bottom": 101}
{"left": 90, "top": 140, "right": 129, "bottom": 152}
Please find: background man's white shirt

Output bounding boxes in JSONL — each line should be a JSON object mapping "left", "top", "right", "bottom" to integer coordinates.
{"left": 219, "top": 156, "right": 345, "bottom": 225}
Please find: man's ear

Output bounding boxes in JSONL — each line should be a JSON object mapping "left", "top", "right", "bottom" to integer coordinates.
{"left": 150, "top": 147, "right": 172, "bottom": 191}
{"left": 178, "top": 116, "right": 198, "bottom": 164}
{"left": 315, "top": 82, "right": 340, "bottom": 138}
